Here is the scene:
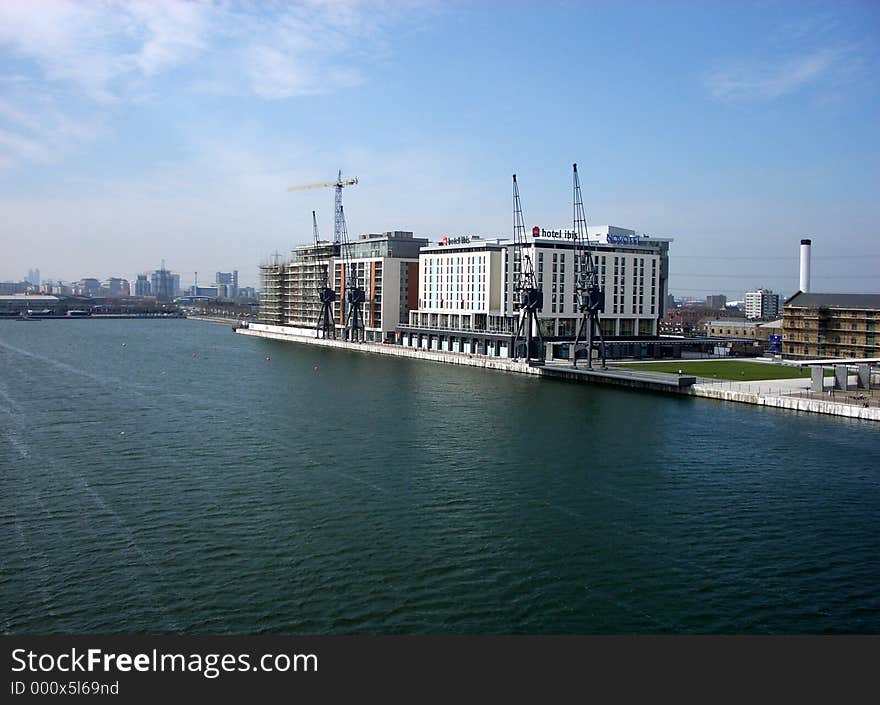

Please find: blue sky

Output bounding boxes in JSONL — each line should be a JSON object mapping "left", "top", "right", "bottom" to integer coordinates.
{"left": 1, "top": 0, "right": 878, "bottom": 296}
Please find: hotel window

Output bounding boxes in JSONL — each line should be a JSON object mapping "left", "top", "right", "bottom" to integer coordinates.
{"left": 632, "top": 259, "right": 638, "bottom": 308}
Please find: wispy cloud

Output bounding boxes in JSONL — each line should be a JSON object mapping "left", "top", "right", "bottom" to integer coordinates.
{"left": 0, "top": 96, "right": 106, "bottom": 168}
{"left": 0, "top": 0, "right": 143, "bottom": 103}
{"left": 706, "top": 47, "right": 850, "bottom": 101}
{"left": 0, "top": 1, "right": 426, "bottom": 167}
{"left": 210, "top": 0, "right": 414, "bottom": 99}
{"left": 0, "top": 1, "right": 417, "bottom": 102}
{"left": 124, "top": 0, "right": 210, "bottom": 77}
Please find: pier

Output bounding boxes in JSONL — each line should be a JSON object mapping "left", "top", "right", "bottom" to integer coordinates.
{"left": 238, "top": 323, "right": 697, "bottom": 388}
{"left": 237, "top": 324, "right": 879, "bottom": 421}
{"left": 539, "top": 361, "right": 696, "bottom": 391}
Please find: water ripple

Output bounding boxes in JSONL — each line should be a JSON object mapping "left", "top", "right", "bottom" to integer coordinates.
{"left": 1, "top": 320, "right": 878, "bottom": 634}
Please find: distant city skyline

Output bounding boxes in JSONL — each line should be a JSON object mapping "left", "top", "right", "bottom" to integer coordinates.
{"left": 1, "top": 1, "right": 878, "bottom": 295}
{"left": 9, "top": 240, "right": 866, "bottom": 301}
{"left": 15, "top": 266, "right": 244, "bottom": 293}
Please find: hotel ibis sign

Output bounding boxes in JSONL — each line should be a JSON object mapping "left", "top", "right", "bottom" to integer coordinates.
{"left": 531, "top": 227, "right": 643, "bottom": 245}
{"left": 532, "top": 228, "right": 578, "bottom": 240}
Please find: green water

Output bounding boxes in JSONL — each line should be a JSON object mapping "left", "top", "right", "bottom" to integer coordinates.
{"left": 1, "top": 319, "right": 878, "bottom": 633}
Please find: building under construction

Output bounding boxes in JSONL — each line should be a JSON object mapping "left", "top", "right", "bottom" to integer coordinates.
{"left": 259, "top": 231, "right": 427, "bottom": 341}
{"left": 258, "top": 256, "right": 285, "bottom": 325}
{"left": 783, "top": 293, "right": 880, "bottom": 360}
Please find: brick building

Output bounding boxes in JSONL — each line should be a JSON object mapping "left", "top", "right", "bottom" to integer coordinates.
{"left": 783, "top": 293, "right": 880, "bottom": 359}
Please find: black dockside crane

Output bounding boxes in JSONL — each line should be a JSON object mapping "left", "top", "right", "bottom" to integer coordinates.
{"left": 571, "top": 163, "right": 607, "bottom": 368}
{"left": 339, "top": 203, "right": 365, "bottom": 342}
{"left": 511, "top": 173, "right": 544, "bottom": 363}
{"left": 313, "top": 210, "right": 336, "bottom": 339}
{"left": 288, "top": 170, "right": 359, "bottom": 340}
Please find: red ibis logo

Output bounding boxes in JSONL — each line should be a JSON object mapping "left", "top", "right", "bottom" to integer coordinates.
{"left": 531, "top": 226, "right": 540, "bottom": 237}
{"left": 441, "top": 236, "right": 449, "bottom": 245}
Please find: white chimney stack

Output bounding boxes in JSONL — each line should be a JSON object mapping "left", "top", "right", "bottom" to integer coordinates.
{"left": 799, "top": 239, "right": 811, "bottom": 293}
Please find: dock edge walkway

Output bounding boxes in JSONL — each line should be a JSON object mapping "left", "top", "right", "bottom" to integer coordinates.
{"left": 688, "top": 383, "right": 880, "bottom": 421}
{"left": 237, "top": 325, "right": 879, "bottom": 422}
{"left": 237, "top": 324, "right": 542, "bottom": 374}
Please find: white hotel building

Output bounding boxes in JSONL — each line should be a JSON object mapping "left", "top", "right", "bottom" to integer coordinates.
{"left": 400, "top": 226, "right": 671, "bottom": 357}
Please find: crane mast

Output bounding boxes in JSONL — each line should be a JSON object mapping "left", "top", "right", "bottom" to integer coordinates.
{"left": 571, "top": 163, "right": 606, "bottom": 368}
{"left": 339, "top": 204, "right": 365, "bottom": 342}
{"left": 313, "top": 210, "right": 336, "bottom": 339}
{"left": 511, "top": 174, "right": 544, "bottom": 363}
{"left": 287, "top": 170, "right": 358, "bottom": 339}
{"left": 334, "top": 173, "right": 345, "bottom": 245}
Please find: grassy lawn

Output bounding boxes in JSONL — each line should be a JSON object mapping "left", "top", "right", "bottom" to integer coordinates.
{"left": 616, "top": 360, "right": 833, "bottom": 381}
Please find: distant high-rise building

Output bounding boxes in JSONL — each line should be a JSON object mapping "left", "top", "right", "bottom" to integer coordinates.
{"left": 77, "top": 278, "right": 102, "bottom": 296}
{"left": 744, "top": 289, "right": 780, "bottom": 320}
{"left": 190, "top": 285, "right": 220, "bottom": 298}
{"left": 46, "top": 282, "right": 71, "bottom": 296}
{"left": 171, "top": 273, "right": 181, "bottom": 298}
{"left": 103, "top": 277, "right": 130, "bottom": 296}
{"left": 151, "top": 266, "right": 175, "bottom": 301}
{"left": 706, "top": 294, "right": 727, "bottom": 309}
{"left": 133, "top": 274, "right": 151, "bottom": 297}
{"left": 0, "top": 281, "right": 30, "bottom": 294}
{"left": 26, "top": 268, "right": 41, "bottom": 287}
{"left": 215, "top": 271, "right": 239, "bottom": 299}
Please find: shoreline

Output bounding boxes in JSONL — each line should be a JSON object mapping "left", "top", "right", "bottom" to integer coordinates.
{"left": 236, "top": 324, "right": 879, "bottom": 423}
{"left": 185, "top": 315, "right": 243, "bottom": 326}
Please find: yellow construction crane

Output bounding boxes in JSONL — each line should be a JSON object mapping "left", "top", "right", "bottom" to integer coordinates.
{"left": 287, "top": 170, "right": 358, "bottom": 245}
{"left": 287, "top": 175, "right": 358, "bottom": 192}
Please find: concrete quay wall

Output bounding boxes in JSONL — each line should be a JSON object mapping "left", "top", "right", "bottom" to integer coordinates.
{"left": 237, "top": 324, "right": 879, "bottom": 422}
{"left": 186, "top": 315, "right": 241, "bottom": 326}
{"left": 240, "top": 325, "right": 689, "bottom": 390}
{"left": 237, "top": 325, "right": 542, "bottom": 375}
{"left": 539, "top": 363, "right": 696, "bottom": 393}
{"left": 690, "top": 384, "right": 880, "bottom": 422}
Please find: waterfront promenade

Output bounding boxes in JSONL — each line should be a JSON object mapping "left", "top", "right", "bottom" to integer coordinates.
{"left": 236, "top": 324, "right": 880, "bottom": 422}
